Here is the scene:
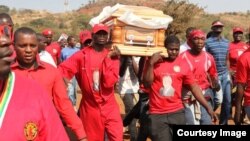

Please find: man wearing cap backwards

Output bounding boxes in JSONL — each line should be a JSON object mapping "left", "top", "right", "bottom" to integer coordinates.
{"left": 0, "top": 34, "right": 69, "bottom": 140}
{"left": 205, "top": 20, "right": 231, "bottom": 125}
{"left": 11, "top": 27, "right": 87, "bottom": 141}
{"left": 58, "top": 24, "right": 123, "bottom": 141}
{"left": 42, "top": 28, "right": 61, "bottom": 65}
{"left": 79, "top": 30, "right": 92, "bottom": 49}
{"left": 180, "top": 29, "right": 220, "bottom": 125}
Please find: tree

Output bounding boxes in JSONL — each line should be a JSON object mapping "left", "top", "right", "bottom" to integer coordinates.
{"left": 0, "top": 5, "right": 10, "bottom": 13}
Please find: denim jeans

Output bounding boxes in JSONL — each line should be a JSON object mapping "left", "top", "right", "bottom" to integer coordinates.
{"left": 245, "top": 106, "right": 250, "bottom": 119}
{"left": 121, "top": 94, "right": 138, "bottom": 141}
{"left": 216, "top": 71, "right": 231, "bottom": 125}
{"left": 184, "top": 88, "right": 214, "bottom": 125}
{"left": 67, "top": 76, "right": 77, "bottom": 106}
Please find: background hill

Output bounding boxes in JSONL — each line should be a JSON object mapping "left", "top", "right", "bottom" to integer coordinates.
{"left": 1, "top": 0, "right": 249, "bottom": 42}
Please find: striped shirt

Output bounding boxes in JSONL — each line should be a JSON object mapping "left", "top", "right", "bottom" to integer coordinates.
{"left": 205, "top": 36, "right": 229, "bottom": 75}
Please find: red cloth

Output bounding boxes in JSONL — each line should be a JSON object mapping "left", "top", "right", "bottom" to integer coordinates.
{"left": 0, "top": 72, "right": 69, "bottom": 141}
{"left": 149, "top": 56, "right": 194, "bottom": 114}
{"left": 79, "top": 30, "right": 92, "bottom": 44}
{"left": 228, "top": 42, "right": 248, "bottom": 71}
{"left": 180, "top": 51, "right": 218, "bottom": 90}
{"left": 45, "top": 42, "right": 61, "bottom": 65}
{"left": 58, "top": 46, "right": 123, "bottom": 141}
{"left": 236, "top": 48, "right": 250, "bottom": 106}
{"left": 11, "top": 57, "right": 86, "bottom": 139}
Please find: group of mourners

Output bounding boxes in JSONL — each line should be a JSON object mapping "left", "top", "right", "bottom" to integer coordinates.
{"left": 0, "top": 12, "right": 249, "bottom": 141}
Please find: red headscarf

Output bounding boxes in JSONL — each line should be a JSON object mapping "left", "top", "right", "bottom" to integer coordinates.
{"left": 187, "top": 29, "right": 206, "bottom": 48}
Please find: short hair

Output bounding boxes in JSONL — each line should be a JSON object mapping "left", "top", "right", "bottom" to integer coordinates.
{"left": 67, "top": 35, "right": 74, "bottom": 42}
{"left": 0, "top": 13, "right": 13, "bottom": 25}
{"left": 14, "top": 27, "right": 37, "bottom": 43}
{"left": 164, "top": 35, "right": 180, "bottom": 47}
{"left": 186, "top": 27, "right": 196, "bottom": 37}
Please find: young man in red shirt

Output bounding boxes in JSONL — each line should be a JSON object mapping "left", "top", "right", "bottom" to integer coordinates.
{"left": 143, "top": 35, "right": 216, "bottom": 141}
{"left": 180, "top": 29, "right": 220, "bottom": 125}
{"left": 42, "top": 28, "right": 61, "bottom": 65}
{"left": 0, "top": 34, "right": 69, "bottom": 140}
{"left": 234, "top": 44, "right": 250, "bottom": 125}
{"left": 11, "top": 27, "right": 87, "bottom": 141}
{"left": 58, "top": 24, "right": 123, "bottom": 141}
{"left": 227, "top": 27, "right": 248, "bottom": 82}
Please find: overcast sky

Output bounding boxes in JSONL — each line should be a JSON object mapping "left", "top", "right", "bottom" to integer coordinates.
{"left": 1, "top": 0, "right": 249, "bottom": 13}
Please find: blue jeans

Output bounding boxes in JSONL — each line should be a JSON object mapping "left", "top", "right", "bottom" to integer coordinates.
{"left": 67, "top": 77, "right": 77, "bottom": 106}
{"left": 216, "top": 72, "right": 231, "bottom": 125}
{"left": 184, "top": 88, "right": 214, "bottom": 125}
{"left": 245, "top": 106, "right": 250, "bottom": 119}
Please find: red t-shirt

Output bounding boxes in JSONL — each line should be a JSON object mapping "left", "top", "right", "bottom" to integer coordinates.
{"left": 149, "top": 56, "right": 194, "bottom": 114}
{"left": 228, "top": 42, "right": 248, "bottom": 71}
{"left": 236, "top": 48, "right": 250, "bottom": 106}
{"left": 0, "top": 72, "right": 69, "bottom": 141}
{"left": 11, "top": 58, "right": 86, "bottom": 139}
{"left": 180, "top": 51, "right": 218, "bottom": 90}
{"left": 45, "top": 42, "right": 61, "bottom": 65}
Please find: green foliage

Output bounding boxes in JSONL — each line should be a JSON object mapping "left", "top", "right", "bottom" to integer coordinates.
{"left": 0, "top": 5, "right": 10, "bottom": 13}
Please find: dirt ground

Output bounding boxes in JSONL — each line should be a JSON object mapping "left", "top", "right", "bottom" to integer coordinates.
{"left": 67, "top": 91, "right": 242, "bottom": 141}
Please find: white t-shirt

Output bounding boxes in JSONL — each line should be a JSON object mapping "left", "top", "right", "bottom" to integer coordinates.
{"left": 39, "top": 50, "right": 57, "bottom": 67}
{"left": 119, "top": 57, "right": 140, "bottom": 94}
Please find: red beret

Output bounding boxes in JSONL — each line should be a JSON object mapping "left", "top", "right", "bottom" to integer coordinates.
{"left": 233, "top": 27, "right": 243, "bottom": 33}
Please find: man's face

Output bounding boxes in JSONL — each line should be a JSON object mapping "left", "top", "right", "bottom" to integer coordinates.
{"left": 0, "top": 35, "right": 13, "bottom": 78}
{"left": 233, "top": 32, "right": 243, "bottom": 42}
{"left": 14, "top": 33, "right": 38, "bottom": 68}
{"left": 44, "top": 34, "right": 53, "bottom": 45}
{"left": 38, "top": 36, "right": 47, "bottom": 52}
{"left": 92, "top": 30, "right": 108, "bottom": 45}
{"left": 211, "top": 26, "right": 223, "bottom": 34}
{"left": 0, "top": 17, "right": 14, "bottom": 40}
{"left": 68, "top": 37, "right": 76, "bottom": 47}
{"left": 167, "top": 43, "right": 180, "bottom": 61}
{"left": 191, "top": 37, "right": 206, "bottom": 53}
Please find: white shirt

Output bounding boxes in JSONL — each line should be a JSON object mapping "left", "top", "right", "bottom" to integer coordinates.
{"left": 119, "top": 57, "right": 140, "bottom": 94}
{"left": 39, "top": 50, "right": 57, "bottom": 67}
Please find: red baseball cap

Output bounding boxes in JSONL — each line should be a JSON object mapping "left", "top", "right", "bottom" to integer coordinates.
{"left": 233, "top": 27, "right": 243, "bottom": 33}
{"left": 42, "top": 28, "right": 53, "bottom": 36}
{"left": 211, "top": 21, "right": 224, "bottom": 27}
{"left": 79, "top": 30, "right": 92, "bottom": 44}
{"left": 92, "top": 24, "right": 108, "bottom": 34}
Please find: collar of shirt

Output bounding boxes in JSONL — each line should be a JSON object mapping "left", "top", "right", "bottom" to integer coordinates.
{"left": 11, "top": 55, "right": 46, "bottom": 70}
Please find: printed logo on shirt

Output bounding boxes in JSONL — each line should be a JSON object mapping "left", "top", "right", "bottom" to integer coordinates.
{"left": 159, "top": 75, "right": 175, "bottom": 97}
{"left": 52, "top": 49, "right": 57, "bottom": 54}
{"left": 243, "top": 46, "right": 248, "bottom": 49}
{"left": 173, "top": 65, "right": 180, "bottom": 72}
{"left": 24, "top": 121, "right": 38, "bottom": 141}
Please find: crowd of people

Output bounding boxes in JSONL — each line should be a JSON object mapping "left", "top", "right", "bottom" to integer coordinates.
{"left": 0, "top": 12, "right": 250, "bottom": 141}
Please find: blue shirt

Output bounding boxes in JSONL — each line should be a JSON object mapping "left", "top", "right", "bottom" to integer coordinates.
{"left": 205, "top": 36, "right": 229, "bottom": 75}
{"left": 61, "top": 47, "right": 79, "bottom": 62}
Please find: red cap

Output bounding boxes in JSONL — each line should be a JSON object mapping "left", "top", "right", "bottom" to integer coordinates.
{"left": 189, "top": 29, "right": 206, "bottom": 39}
{"left": 212, "top": 21, "right": 224, "bottom": 27}
{"left": 233, "top": 27, "right": 243, "bottom": 33}
{"left": 42, "top": 29, "right": 53, "bottom": 36}
{"left": 92, "top": 24, "right": 108, "bottom": 34}
{"left": 79, "top": 30, "right": 92, "bottom": 44}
